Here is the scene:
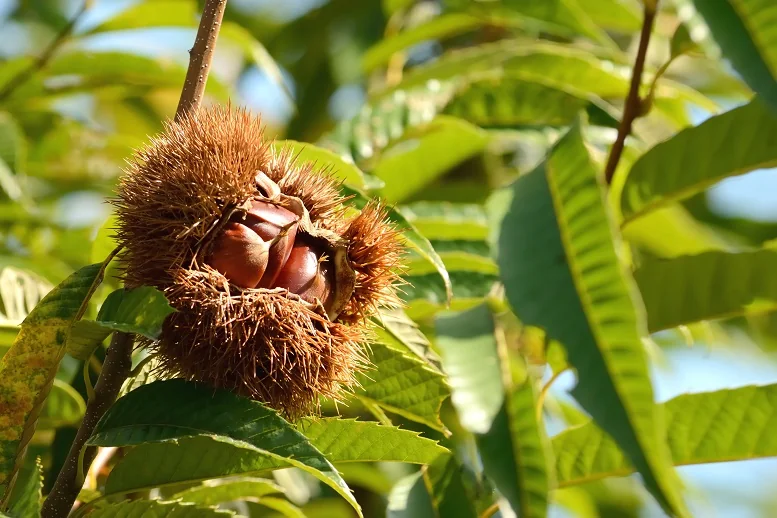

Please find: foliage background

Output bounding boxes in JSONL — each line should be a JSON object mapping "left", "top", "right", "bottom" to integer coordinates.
{"left": 1, "top": 0, "right": 777, "bottom": 516}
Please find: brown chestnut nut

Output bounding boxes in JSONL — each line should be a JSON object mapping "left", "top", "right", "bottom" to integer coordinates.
{"left": 207, "top": 221, "right": 270, "bottom": 288}
{"left": 243, "top": 200, "right": 298, "bottom": 288}
{"left": 273, "top": 239, "right": 332, "bottom": 306}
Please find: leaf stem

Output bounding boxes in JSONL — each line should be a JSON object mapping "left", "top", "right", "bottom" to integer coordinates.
{"left": 41, "top": 0, "right": 228, "bottom": 514}
{"left": 603, "top": 1, "right": 659, "bottom": 184}
{"left": 0, "top": 1, "right": 90, "bottom": 103}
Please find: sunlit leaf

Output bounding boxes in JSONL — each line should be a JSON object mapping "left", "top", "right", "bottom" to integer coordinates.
{"left": 355, "top": 340, "right": 449, "bottom": 432}
{"left": 554, "top": 384, "right": 777, "bottom": 486}
{"left": 635, "top": 250, "right": 777, "bottom": 332}
{"left": 0, "top": 263, "right": 102, "bottom": 503}
{"left": 68, "top": 286, "right": 175, "bottom": 360}
{"left": 271, "top": 140, "right": 366, "bottom": 189}
{"left": 621, "top": 97, "right": 777, "bottom": 223}
{"left": 692, "top": 0, "right": 777, "bottom": 110}
{"left": 373, "top": 116, "right": 488, "bottom": 203}
{"left": 172, "top": 477, "right": 284, "bottom": 506}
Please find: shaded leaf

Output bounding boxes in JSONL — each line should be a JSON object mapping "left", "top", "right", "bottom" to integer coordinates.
{"left": 68, "top": 286, "right": 175, "bottom": 360}
{"left": 7, "top": 457, "right": 41, "bottom": 518}
{"left": 621, "top": 97, "right": 777, "bottom": 223}
{"left": 39, "top": 379, "right": 85, "bottom": 429}
{"left": 477, "top": 384, "right": 552, "bottom": 518}
{"left": 387, "top": 470, "right": 434, "bottom": 518}
{"left": 494, "top": 124, "right": 686, "bottom": 515}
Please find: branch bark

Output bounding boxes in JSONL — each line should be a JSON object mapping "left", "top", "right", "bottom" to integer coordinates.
{"left": 0, "top": 1, "right": 89, "bottom": 103}
{"left": 175, "top": 0, "right": 228, "bottom": 120}
{"left": 603, "top": 2, "right": 659, "bottom": 184}
{"left": 40, "top": 333, "right": 133, "bottom": 518}
{"left": 41, "top": 1, "right": 228, "bottom": 515}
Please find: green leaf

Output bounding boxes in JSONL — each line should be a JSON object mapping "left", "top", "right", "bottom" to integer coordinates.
{"left": 89, "top": 379, "right": 361, "bottom": 517}
{"left": 443, "top": 77, "right": 591, "bottom": 127}
{"left": 271, "top": 140, "right": 366, "bottom": 189}
{"left": 635, "top": 250, "right": 777, "bottom": 332}
{"left": 692, "top": 0, "right": 777, "bottom": 110}
{"left": 105, "top": 414, "right": 447, "bottom": 496}
{"left": 423, "top": 456, "right": 479, "bottom": 518}
{"left": 68, "top": 286, "right": 175, "bottom": 360}
{"left": 251, "top": 497, "right": 304, "bottom": 518}
{"left": 378, "top": 308, "right": 443, "bottom": 372}
{"left": 173, "top": 477, "right": 283, "bottom": 506}
{"left": 400, "top": 202, "right": 489, "bottom": 242}
{"left": 85, "top": 499, "right": 234, "bottom": 517}
{"left": 87, "top": 0, "right": 197, "bottom": 32}
{"left": 0, "top": 263, "right": 102, "bottom": 503}
{"left": 296, "top": 417, "right": 448, "bottom": 464}
{"left": 39, "top": 379, "right": 85, "bottom": 429}
{"left": 477, "top": 384, "right": 552, "bottom": 518}
{"left": 435, "top": 304, "right": 504, "bottom": 434}
{"left": 494, "top": 124, "right": 687, "bottom": 516}
{"left": 0, "top": 266, "right": 52, "bottom": 327}
{"left": 387, "top": 470, "right": 435, "bottom": 518}
{"left": 355, "top": 340, "right": 449, "bottom": 432}
{"left": 621, "top": 97, "right": 777, "bottom": 223}
{"left": 46, "top": 51, "right": 230, "bottom": 101}
{"left": 554, "top": 384, "right": 777, "bottom": 486}
{"left": 670, "top": 23, "right": 699, "bottom": 59}
{"left": 436, "top": 304, "right": 551, "bottom": 517}
{"left": 363, "top": 13, "right": 522, "bottom": 73}
{"left": 395, "top": 42, "right": 629, "bottom": 99}
{"left": 7, "top": 457, "right": 41, "bottom": 518}
{"left": 570, "top": 0, "right": 641, "bottom": 32}
{"left": 320, "top": 83, "right": 456, "bottom": 167}
{"left": 373, "top": 116, "right": 488, "bottom": 203}
{"left": 443, "top": 0, "right": 611, "bottom": 44}
{"left": 0, "top": 112, "right": 26, "bottom": 174}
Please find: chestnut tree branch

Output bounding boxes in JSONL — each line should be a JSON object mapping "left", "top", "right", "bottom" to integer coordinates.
{"left": 40, "top": 333, "right": 133, "bottom": 518}
{"left": 603, "top": 1, "right": 659, "bottom": 184}
{"left": 0, "top": 1, "right": 90, "bottom": 103}
{"left": 175, "top": 0, "right": 228, "bottom": 120}
{"left": 41, "top": 1, "right": 229, "bottom": 515}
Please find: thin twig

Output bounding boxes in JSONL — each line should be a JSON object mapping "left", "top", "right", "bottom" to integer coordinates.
{"left": 175, "top": 0, "right": 228, "bottom": 120}
{"left": 41, "top": 333, "right": 134, "bottom": 518}
{"left": 603, "top": 1, "right": 659, "bottom": 184}
{"left": 0, "top": 1, "right": 90, "bottom": 103}
{"left": 41, "top": 1, "right": 228, "bottom": 515}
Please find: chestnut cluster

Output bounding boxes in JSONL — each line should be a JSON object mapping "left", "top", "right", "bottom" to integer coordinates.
{"left": 208, "top": 196, "right": 333, "bottom": 311}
